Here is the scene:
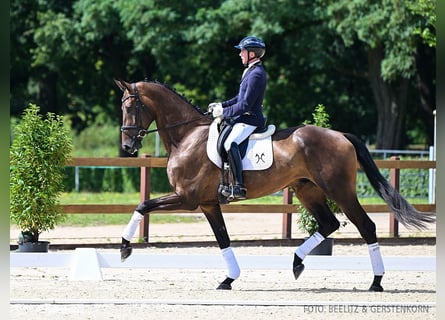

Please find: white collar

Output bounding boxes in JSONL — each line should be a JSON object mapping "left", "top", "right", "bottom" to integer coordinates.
{"left": 247, "top": 60, "right": 261, "bottom": 69}
{"left": 242, "top": 60, "right": 261, "bottom": 79}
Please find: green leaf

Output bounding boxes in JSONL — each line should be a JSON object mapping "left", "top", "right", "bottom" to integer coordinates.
{"left": 10, "top": 104, "right": 72, "bottom": 240}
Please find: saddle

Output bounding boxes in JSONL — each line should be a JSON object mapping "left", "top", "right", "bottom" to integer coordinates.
{"left": 216, "top": 119, "right": 271, "bottom": 160}
{"left": 206, "top": 118, "right": 275, "bottom": 203}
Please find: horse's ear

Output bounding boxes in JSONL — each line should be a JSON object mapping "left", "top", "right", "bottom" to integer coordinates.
{"left": 114, "top": 79, "right": 130, "bottom": 92}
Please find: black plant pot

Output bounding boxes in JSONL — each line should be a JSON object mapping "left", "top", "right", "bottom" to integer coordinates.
{"left": 17, "top": 241, "right": 50, "bottom": 252}
{"left": 307, "top": 237, "right": 334, "bottom": 256}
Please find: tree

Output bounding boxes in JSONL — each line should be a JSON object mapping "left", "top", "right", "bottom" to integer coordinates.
{"left": 10, "top": 0, "right": 435, "bottom": 150}
{"left": 10, "top": 0, "right": 131, "bottom": 130}
{"left": 320, "top": 0, "right": 436, "bottom": 148}
{"left": 187, "top": 0, "right": 379, "bottom": 138}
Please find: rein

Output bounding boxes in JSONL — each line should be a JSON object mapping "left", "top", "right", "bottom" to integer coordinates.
{"left": 143, "top": 114, "right": 211, "bottom": 135}
{"left": 121, "top": 83, "right": 211, "bottom": 140}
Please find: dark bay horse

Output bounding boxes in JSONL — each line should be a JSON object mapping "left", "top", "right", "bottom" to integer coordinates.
{"left": 115, "top": 79, "right": 435, "bottom": 291}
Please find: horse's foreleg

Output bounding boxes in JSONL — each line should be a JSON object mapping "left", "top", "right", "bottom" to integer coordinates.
{"left": 120, "top": 193, "right": 184, "bottom": 262}
{"left": 200, "top": 204, "right": 240, "bottom": 290}
{"left": 120, "top": 210, "right": 143, "bottom": 261}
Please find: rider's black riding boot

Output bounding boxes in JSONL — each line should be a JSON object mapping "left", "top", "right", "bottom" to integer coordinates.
{"left": 228, "top": 142, "right": 247, "bottom": 199}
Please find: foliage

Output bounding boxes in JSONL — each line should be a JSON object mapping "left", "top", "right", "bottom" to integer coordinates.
{"left": 297, "top": 104, "right": 341, "bottom": 235}
{"left": 406, "top": 0, "right": 436, "bottom": 47}
{"left": 63, "top": 166, "right": 170, "bottom": 194}
{"left": 58, "top": 118, "right": 170, "bottom": 193}
{"left": 10, "top": 0, "right": 435, "bottom": 150}
{"left": 322, "top": 0, "right": 435, "bottom": 81}
{"left": 304, "top": 104, "right": 331, "bottom": 128}
{"left": 356, "top": 166, "right": 430, "bottom": 199}
{"left": 10, "top": 104, "right": 73, "bottom": 242}
{"left": 297, "top": 198, "right": 341, "bottom": 236}
{"left": 319, "top": 0, "right": 435, "bottom": 148}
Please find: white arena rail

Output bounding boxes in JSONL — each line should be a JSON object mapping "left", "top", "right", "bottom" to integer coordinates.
{"left": 10, "top": 248, "right": 436, "bottom": 281}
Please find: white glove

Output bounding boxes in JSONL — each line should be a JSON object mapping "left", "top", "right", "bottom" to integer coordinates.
{"left": 211, "top": 103, "right": 223, "bottom": 118}
{"left": 208, "top": 102, "right": 221, "bottom": 113}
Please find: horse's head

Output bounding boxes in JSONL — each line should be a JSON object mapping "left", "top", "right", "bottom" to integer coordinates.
{"left": 115, "top": 79, "right": 153, "bottom": 154}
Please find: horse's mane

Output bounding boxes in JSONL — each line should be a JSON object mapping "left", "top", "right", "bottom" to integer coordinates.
{"left": 143, "top": 80, "right": 206, "bottom": 115}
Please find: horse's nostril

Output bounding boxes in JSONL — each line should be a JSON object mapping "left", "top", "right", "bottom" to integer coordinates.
{"left": 122, "top": 144, "right": 137, "bottom": 155}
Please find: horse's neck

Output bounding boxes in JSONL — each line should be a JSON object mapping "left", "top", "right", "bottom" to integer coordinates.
{"left": 144, "top": 84, "right": 209, "bottom": 150}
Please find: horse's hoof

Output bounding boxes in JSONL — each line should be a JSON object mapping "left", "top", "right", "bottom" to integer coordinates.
{"left": 293, "top": 263, "right": 305, "bottom": 280}
{"left": 369, "top": 284, "right": 384, "bottom": 292}
{"left": 217, "top": 277, "right": 234, "bottom": 290}
{"left": 217, "top": 282, "right": 232, "bottom": 290}
{"left": 369, "top": 275, "right": 384, "bottom": 292}
{"left": 120, "top": 244, "right": 133, "bottom": 262}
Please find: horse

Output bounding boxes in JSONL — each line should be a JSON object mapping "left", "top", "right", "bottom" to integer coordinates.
{"left": 114, "top": 79, "right": 435, "bottom": 291}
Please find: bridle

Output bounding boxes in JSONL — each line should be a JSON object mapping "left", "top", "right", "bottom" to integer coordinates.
{"left": 120, "top": 83, "right": 150, "bottom": 141}
{"left": 120, "top": 83, "right": 211, "bottom": 142}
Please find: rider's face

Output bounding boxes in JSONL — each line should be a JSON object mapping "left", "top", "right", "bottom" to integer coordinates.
{"left": 239, "top": 49, "right": 249, "bottom": 65}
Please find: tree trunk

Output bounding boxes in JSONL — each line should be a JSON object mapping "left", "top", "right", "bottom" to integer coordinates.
{"left": 415, "top": 45, "right": 435, "bottom": 146}
{"left": 367, "top": 45, "right": 408, "bottom": 149}
{"left": 38, "top": 71, "right": 59, "bottom": 114}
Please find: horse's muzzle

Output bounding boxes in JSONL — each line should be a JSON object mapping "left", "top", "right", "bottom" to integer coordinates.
{"left": 122, "top": 144, "right": 136, "bottom": 155}
{"left": 122, "top": 139, "right": 142, "bottom": 155}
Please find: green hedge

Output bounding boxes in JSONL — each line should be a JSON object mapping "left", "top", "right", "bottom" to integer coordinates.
{"left": 63, "top": 166, "right": 429, "bottom": 199}
{"left": 63, "top": 167, "right": 171, "bottom": 193}
{"left": 356, "top": 168, "right": 429, "bottom": 199}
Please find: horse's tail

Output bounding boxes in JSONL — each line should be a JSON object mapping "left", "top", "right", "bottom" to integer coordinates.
{"left": 343, "top": 133, "right": 435, "bottom": 230}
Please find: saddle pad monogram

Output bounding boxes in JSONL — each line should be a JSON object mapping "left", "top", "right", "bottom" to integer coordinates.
{"left": 206, "top": 120, "right": 273, "bottom": 170}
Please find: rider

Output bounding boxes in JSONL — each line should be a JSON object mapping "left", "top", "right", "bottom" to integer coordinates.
{"left": 208, "top": 36, "right": 267, "bottom": 200}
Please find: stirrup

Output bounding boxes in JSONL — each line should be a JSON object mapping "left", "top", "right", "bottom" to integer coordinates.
{"left": 220, "top": 184, "right": 231, "bottom": 197}
{"left": 232, "top": 185, "right": 247, "bottom": 199}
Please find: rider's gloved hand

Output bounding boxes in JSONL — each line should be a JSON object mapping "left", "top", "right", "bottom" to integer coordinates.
{"left": 211, "top": 103, "right": 223, "bottom": 118}
{"left": 208, "top": 102, "right": 221, "bottom": 113}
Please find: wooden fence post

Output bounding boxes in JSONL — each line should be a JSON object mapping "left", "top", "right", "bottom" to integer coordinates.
{"left": 389, "top": 156, "right": 400, "bottom": 237}
{"left": 139, "top": 154, "right": 151, "bottom": 242}
{"left": 282, "top": 188, "right": 293, "bottom": 239}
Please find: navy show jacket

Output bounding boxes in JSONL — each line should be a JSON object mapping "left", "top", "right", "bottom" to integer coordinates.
{"left": 221, "top": 61, "right": 267, "bottom": 128}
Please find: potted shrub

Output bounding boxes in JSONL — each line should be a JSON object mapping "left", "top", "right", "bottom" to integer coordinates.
{"left": 297, "top": 104, "right": 342, "bottom": 255}
{"left": 10, "top": 104, "right": 72, "bottom": 252}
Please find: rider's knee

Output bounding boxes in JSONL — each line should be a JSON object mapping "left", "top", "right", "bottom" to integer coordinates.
{"left": 224, "top": 139, "right": 234, "bottom": 152}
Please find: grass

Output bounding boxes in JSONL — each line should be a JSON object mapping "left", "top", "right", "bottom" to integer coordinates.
{"left": 56, "top": 192, "right": 285, "bottom": 226}
{"left": 58, "top": 192, "right": 206, "bottom": 226}
{"left": 10, "top": 191, "right": 428, "bottom": 227}
{"left": 59, "top": 192, "right": 285, "bottom": 205}
{"left": 61, "top": 213, "right": 204, "bottom": 226}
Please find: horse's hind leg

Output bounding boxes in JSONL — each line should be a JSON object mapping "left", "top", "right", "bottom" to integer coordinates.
{"left": 338, "top": 197, "right": 385, "bottom": 291}
{"left": 291, "top": 181, "right": 340, "bottom": 280}
{"left": 200, "top": 203, "right": 240, "bottom": 290}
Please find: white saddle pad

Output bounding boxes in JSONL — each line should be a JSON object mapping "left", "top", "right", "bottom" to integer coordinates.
{"left": 206, "top": 120, "right": 275, "bottom": 170}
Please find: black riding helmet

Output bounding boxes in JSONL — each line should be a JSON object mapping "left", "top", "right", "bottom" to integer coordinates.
{"left": 235, "top": 36, "right": 266, "bottom": 66}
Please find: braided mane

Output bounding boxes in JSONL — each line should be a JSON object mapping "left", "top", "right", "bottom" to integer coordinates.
{"left": 143, "top": 80, "right": 206, "bottom": 115}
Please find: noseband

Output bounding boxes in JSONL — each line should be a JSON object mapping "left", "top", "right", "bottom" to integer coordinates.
{"left": 120, "top": 83, "right": 148, "bottom": 141}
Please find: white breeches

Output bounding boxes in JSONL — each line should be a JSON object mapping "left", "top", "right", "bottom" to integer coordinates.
{"left": 224, "top": 122, "right": 257, "bottom": 151}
